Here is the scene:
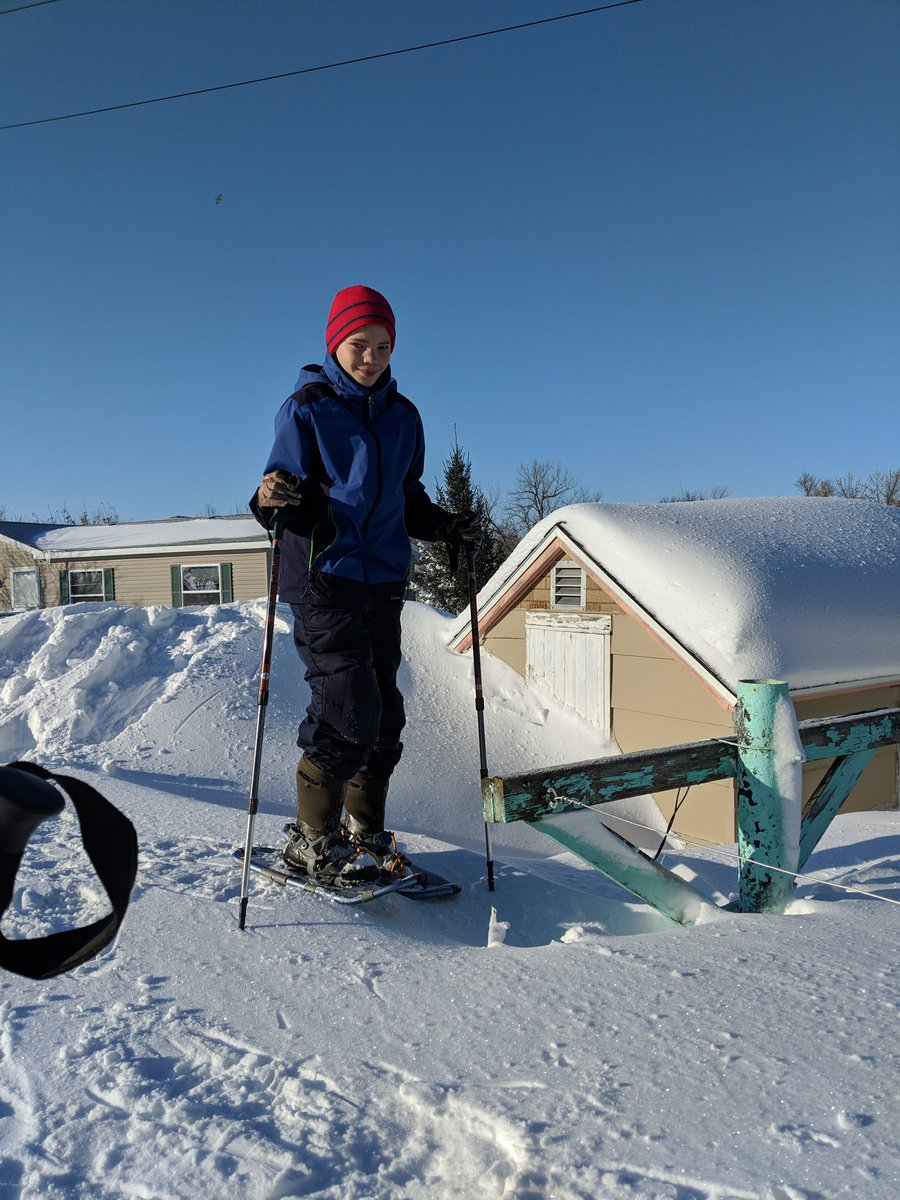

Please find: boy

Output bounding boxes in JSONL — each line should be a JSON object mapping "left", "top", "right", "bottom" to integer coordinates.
{"left": 251, "top": 285, "right": 478, "bottom": 887}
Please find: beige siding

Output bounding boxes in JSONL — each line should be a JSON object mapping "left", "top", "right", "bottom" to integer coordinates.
{"left": 484, "top": 609, "right": 527, "bottom": 675}
{"left": 609, "top": 612, "right": 736, "bottom": 842}
{"left": 231, "top": 551, "right": 270, "bottom": 602}
{"left": 612, "top": 628, "right": 727, "bottom": 725}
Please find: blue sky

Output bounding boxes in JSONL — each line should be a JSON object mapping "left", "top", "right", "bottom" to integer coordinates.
{"left": 2, "top": 0, "right": 898, "bottom": 522}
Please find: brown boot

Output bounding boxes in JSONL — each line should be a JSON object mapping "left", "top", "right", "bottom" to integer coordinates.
{"left": 343, "top": 772, "right": 410, "bottom": 876}
{"left": 295, "top": 756, "right": 344, "bottom": 830}
{"left": 342, "top": 770, "right": 390, "bottom": 836}
{"left": 283, "top": 757, "right": 380, "bottom": 886}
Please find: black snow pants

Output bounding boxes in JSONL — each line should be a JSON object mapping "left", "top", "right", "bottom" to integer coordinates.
{"left": 290, "top": 572, "right": 406, "bottom": 780}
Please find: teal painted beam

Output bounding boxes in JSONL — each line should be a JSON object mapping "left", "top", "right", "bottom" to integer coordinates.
{"left": 798, "top": 749, "right": 876, "bottom": 869}
{"left": 482, "top": 709, "right": 899, "bottom": 828}
{"left": 482, "top": 738, "right": 737, "bottom": 825}
{"left": 532, "top": 816, "right": 717, "bottom": 927}
{"left": 798, "top": 709, "right": 900, "bottom": 761}
{"left": 735, "top": 680, "right": 800, "bottom": 914}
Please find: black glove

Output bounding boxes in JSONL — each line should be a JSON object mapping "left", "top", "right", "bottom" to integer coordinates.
{"left": 440, "top": 510, "right": 481, "bottom": 572}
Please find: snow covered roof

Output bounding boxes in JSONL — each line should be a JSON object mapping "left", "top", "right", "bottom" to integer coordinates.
{"left": 448, "top": 497, "right": 900, "bottom": 698}
{"left": 0, "top": 516, "right": 267, "bottom": 556}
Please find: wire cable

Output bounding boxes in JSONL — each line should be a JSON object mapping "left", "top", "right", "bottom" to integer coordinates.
{"left": 651, "top": 784, "right": 691, "bottom": 861}
{"left": 0, "top": 1, "right": 67, "bottom": 14}
{"left": 1, "top": 0, "right": 648, "bottom": 131}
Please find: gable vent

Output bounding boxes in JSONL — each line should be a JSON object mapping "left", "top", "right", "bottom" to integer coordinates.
{"left": 551, "top": 560, "right": 585, "bottom": 609}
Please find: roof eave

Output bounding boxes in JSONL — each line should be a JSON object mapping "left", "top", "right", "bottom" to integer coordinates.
{"left": 0, "top": 533, "right": 42, "bottom": 558}
{"left": 35, "top": 539, "right": 269, "bottom": 559}
{"left": 788, "top": 675, "right": 900, "bottom": 702}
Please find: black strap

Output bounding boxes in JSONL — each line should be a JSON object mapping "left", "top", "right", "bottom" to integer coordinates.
{"left": 0, "top": 762, "right": 138, "bottom": 979}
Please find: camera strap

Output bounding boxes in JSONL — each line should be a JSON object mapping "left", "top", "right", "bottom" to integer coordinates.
{"left": 0, "top": 762, "right": 138, "bottom": 979}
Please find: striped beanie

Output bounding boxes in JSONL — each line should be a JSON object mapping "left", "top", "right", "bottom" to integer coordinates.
{"left": 326, "top": 285, "right": 396, "bottom": 355}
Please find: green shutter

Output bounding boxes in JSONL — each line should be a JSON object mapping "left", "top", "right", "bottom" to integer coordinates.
{"left": 219, "top": 562, "right": 233, "bottom": 603}
{"left": 170, "top": 564, "right": 183, "bottom": 607}
{"left": 103, "top": 568, "right": 116, "bottom": 601}
{"left": 59, "top": 570, "right": 70, "bottom": 605}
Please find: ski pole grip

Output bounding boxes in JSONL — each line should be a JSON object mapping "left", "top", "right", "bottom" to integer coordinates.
{"left": 0, "top": 765, "right": 65, "bottom": 855}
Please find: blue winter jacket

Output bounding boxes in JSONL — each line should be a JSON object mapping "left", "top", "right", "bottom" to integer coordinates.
{"left": 253, "top": 356, "right": 447, "bottom": 599}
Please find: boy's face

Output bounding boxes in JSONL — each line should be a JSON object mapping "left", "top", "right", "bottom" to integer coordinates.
{"left": 334, "top": 324, "right": 392, "bottom": 386}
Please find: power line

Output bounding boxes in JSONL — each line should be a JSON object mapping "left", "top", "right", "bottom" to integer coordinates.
{"left": 1, "top": 0, "right": 647, "bottom": 131}
{"left": 0, "top": 0, "right": 67, "bottom": 14}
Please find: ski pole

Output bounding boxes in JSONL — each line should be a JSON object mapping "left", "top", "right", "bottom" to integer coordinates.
{"left": 238, "top": 512, "right": 285, "bottom": 930}
{"left": 464, "top": 541, "right": 495, "bottom": 891}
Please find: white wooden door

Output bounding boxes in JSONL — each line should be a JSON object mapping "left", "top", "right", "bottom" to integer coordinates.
{"left": 11, "top": 567, "right": 41, "bottom": 610}
{"left": 525, "top": 612, "right": 611, "bottom": 735}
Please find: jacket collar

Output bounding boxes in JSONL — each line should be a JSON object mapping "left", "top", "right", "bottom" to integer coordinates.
{"left": 313, "top": 355, "right": 396, "bottom": 409}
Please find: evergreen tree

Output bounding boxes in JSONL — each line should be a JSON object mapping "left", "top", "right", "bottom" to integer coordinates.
{"left": 414, "top": 435, "right": 503, "bottom": 614}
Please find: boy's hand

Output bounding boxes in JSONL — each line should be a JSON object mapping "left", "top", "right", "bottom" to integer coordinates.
{"left": 440, "top": 509, "right": 481, "bottom": 572}
{"left": 258, "top": 470, "right": 302, "bottom": 507}
{"left": 441, "top": 510, "right": 481, "bottom": 545}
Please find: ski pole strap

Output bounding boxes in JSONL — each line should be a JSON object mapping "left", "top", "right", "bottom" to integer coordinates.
{"left": 0, "top": 762, "right": 138, "bottom": 980}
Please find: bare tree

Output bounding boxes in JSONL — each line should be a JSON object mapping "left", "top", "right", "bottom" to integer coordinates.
{"left": 832, "top": 472, "right": 870, "bottom": 500}
{"left": 868, "top": 469, "right": 900, "bottom": 506}
{"left": 659, "top": 486, "right": 730, "bottom": 502}
{"left": 504, "top": 459, "right": 602, "bottom": 538}
{"left": 36, "top": 503, "right": 119, "bottom": 525}
{"left": 795, "top": 472, "right": 835, "bottom": 497}
{"left": 795, "top": 469, "right": 899, "bottom": 506}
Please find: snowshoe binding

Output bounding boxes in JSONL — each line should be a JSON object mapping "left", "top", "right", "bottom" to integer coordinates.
{"left": 282, "top": 821, "right": 381, "bottom": 889}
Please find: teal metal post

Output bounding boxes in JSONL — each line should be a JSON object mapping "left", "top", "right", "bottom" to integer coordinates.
{"left": 734, "top": 679, "right": 800, "bottom": 914}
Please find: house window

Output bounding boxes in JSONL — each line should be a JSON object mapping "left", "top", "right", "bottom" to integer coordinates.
{"left": 58, "top": 568, "right": 115, "bottom": 604}
{"left": 11, "top": 567, "right": 41, "bottom": 610}
{"left": 181, "top": 565, "right": 222, "bottom": 605}
{"left": 68, "top": 570, "right": 104, "bottom": 602}
{"left": 171, "top": 562, "right": 233, "bottom": 607}
{"left": 550, "top": 560, "right": 585, "bottom": 609}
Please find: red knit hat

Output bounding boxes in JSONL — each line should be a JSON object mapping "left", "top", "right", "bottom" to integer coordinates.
{"left": 326, "top": 285, "right": 396, "bottom": 355}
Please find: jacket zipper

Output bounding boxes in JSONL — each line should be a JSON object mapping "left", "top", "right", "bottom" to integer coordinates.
{"left": 359, "top": 396, "right": 384, "bottom": 585}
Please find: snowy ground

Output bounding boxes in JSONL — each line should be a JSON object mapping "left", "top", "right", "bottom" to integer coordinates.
{"left": 0, "top": 600, "right": 897, "bottom": 1200}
